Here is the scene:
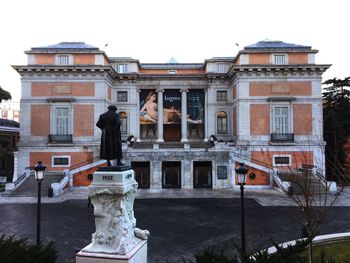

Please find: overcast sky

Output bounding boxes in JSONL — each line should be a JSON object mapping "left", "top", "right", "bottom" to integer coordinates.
{"left": 0, "top": 0, "right": 349, "bottom": 102}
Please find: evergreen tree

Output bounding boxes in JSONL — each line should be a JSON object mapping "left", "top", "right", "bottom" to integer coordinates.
{"left": 322, "top": 77, "right": 350, "bottom": 181}
{"left": 0, "top": 85, "right": 11, "bottom": 103}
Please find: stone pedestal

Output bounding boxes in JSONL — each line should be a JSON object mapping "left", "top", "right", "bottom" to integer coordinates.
{"left": 76, "top": 240, "right": 147, "bottom": 263}
{"left": 76, "top": 166, "right": 149, "bottom": 262}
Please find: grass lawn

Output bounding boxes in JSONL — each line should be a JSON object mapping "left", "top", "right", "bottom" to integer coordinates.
{"left": 303, "top": 241, "right": 350, "bottom": 262}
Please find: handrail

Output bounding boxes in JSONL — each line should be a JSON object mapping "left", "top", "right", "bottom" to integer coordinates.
{"left": 68, "top": 156, "right": 101, "bottom": 171}
{"left": 51, "top": 158, "right": 106, "bottom": 196}
{"left": 12, "top": 168, "right": 31, "bottom": 189}
{"left": 273, "top": 170, "right": 291, "bottom": 193}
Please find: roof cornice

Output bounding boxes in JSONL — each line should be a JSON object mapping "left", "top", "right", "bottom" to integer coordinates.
{"left": 228, "top": 64, "right": 331, "bottom": 77}
{"left": 12, "top": 65, "right": 114, "bottom": 74}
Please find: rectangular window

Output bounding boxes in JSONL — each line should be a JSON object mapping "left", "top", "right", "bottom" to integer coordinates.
{"left": 273, "top": 55, "right": 286, "bottom": 65}
{"left": 52, "top": 156, "right": 70, "bottom": 167}
{"left": 273, "top": 106, "right": 289, "bottom": 134}
{"left": 117, "top": 64, "right": 127, "bottom": 73}
{"left": 57, "top": 55, "right": 70, "bottom": 65}
{"left": 217, "top": 91, "right": 227, "bottom": 102}
{"left": 119, "top": 112, "right": 128, "bottom": 135}
{"left": 217, "top": 63, "right": 226, "bottom": 73}
{"left": 55, "top": 107, "right": 70, "bottom": 135}
{"left": 117, "top": 91, "right": 128, "bottom": 102}
{"left": 273, "top": 155, "right": 291, "bottom": 166}
{"left": 217, "top": 111, "right": 228, "bottom": 134}
{"left": 217, "top": 165, "right": 227, "bottom": 179}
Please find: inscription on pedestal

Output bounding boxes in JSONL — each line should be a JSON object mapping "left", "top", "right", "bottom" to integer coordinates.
{"left": 93, "top": 171, "right": 134, "bottom": 185}
{"left": 83, "top": 169, "right": 150, "bottom": 256}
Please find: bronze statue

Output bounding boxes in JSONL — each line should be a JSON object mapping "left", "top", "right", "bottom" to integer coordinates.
{"left": 96, "top": 105, "right": 124, "bottom": 166}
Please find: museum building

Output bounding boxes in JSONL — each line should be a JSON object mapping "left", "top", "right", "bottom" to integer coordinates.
{"left": 12, "top": 40, "right": 330, "bottom": 190}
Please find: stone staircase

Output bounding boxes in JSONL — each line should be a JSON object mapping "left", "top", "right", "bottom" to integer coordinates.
{"left": 131, "top": 141, "right": 212, "bottom": 149}
{"left": 10, "top": 172, "right": 64, "bottom": 197}
{"left": 278, "top": 169, "right": 328, "bottom": 195}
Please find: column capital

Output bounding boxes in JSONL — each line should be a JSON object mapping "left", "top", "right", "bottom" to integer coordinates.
{"left": 156, "top": 88, "right": 164, "bottom": 93}
{"left": 180, "top": 88, "right": 188, "bottom": 93}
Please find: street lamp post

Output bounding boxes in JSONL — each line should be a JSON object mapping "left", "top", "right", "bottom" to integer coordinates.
{"left": 235, "top": 162, "right": 248, "bottom": 255}
{"left": 34, "top": 161, "right": 46, "bottom": 246}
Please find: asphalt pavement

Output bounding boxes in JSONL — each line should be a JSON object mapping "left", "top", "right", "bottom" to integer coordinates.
{"left": 1, "top": 195, "right": 350, "bottom": 263}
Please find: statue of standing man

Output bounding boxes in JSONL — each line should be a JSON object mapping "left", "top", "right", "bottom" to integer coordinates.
{"left": 96, "top": 105, "right": 124, "bottom": 166}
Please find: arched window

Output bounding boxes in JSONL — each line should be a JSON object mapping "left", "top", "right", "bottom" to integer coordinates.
{"left": 217, "top": 111, "right": 228, "bottom": 134}
{"left": 119, "top": 111, "right": 127, "bottom": 134}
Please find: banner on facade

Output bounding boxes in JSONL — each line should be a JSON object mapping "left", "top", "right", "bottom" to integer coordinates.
{"left": 140, "top": 89, "right": 157, "bottom": 124}
{"left": 187, "top": 89, "right": 204, "bottom": 124}
{"left": 163, "top": 90, "right": 181, "bottom": 124}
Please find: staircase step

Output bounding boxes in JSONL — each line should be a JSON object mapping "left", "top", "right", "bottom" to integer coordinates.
{"left": 10, "top": 173, "right": 64, "bottom": 197}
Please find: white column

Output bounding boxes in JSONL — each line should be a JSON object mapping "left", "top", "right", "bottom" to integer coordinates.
{"left": 157, "top": 89, "right": 164, "bottom": 142}
{"left": 136, "top": 89, "right": 141, "bottom": 142}
{"left": 204, "top": 88, "right": 208, "bottom": 142}
{"left": 12, "top": 151, "right": 18, "bottom": 182}
{"left": 181, "top": 88, "right": 188, "bottom": 142}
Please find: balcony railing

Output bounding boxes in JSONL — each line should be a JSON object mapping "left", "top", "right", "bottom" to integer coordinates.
{"left": 271, "top": 133, "right": 294, "bottom": 142}
{"left": 48, "top": 134, "right": 73, "bottom": 143}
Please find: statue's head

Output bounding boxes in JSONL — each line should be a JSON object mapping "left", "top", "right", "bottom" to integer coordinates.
{"left": 108, "top": 105, "right": 117, "bottom": 111}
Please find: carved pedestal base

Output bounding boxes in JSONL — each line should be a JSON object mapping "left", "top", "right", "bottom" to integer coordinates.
{"left": 76, "top": 240, "right": 147, "bottom": 263}
{"left": 78, "top": 167, "right": 149, "bottom": 262}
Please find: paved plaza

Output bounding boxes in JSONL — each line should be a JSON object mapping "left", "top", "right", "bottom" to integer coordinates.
{"left": 1, "top": 188, "right": 350, "bottom": 262}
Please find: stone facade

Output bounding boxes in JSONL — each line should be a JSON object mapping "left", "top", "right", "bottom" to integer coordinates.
{"left": 12, "top": 41, "right": 330, "bottom": 190}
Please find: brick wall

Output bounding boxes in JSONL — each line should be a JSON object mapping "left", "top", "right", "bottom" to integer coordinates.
{"left": 248, "top": 54, "right": 270, "bottom": 64}
{"left": 139, "top": 69, "right": 205, "bottom": 74}
{"left": 293, "top": 104, "right": 312, "bottom": 135}
{"left": 73, "top": 105, "right": 94, "bottom": 136}
{"left": 73, "top": 163, "right": 107, "bottom": 186}
{"left": 288, "top": 53, "right": 308, "bottom": 64}
{"left": 29, "top": 152, "right": 93, "bottom": 171}
{"left": 73, "top": 54, "right": 95, "bottom": 64}
{"left": 251, "top": 151, "right": 314, "bottom": 169}
{"left": 35, "top": 54, "right": 55, "bottom": 64}
{"left": 249, "top": 81, "right": 312, "bottom": 96}
{"left": 32, "top": 82, "right": 95, "bottom": 96}
{"left": 250, "top": 104, "right": 270, "bottom": 135}
{"left": 31, "top": 105, "right": 50, "bottom": 136}
{"left": 232, "top": 107, "right": 237, "bottom": 136}
{"left": 235, "top": 162, "right": 270, "bottom": 185}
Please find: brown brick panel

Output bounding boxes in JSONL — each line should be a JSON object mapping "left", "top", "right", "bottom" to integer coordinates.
{"left": 232, "top": 107, "right": 237, "bottom": 136}
{"left": 234, "top": 162, "right": 270, "bottom": 185}
{"left": 250, "top": 104, "right": 270, "bottom": 135}
{"left": 31, "top": 82, "right": 95, "bottom": 96}
{"left": 108, "top": 86, "right": 112, "bottom": 100}
{"left": 251, "top": 151, "right": 314, "bottom": 169}
{"left": 288, "top": 53, "right": 308, "bottom": 64}
{"left": 35, "top": 54, "right": 55, "bottom": 64}
{"left": 73, "top": 163, "right": 107, "bottom": 186}
{"left": 248, "top": 53, "right": 270, "bottom": 64}
{"left": 73, "top": 54, "right": 95, "bottom": 65}
{"left": 29, "top": 152, "right": 93, "bottom": 172}
{"left": 293, "top": 104, "right": 312, "bottom": 135}
{"left": 31, "top": 105, "right": 50, "bottom": 136}
{"left": 139, "top": 69, "right": 205, "bottom": 74}
{"left": 74, "top": 105, "right": 94, "bottom": 136}
{"left": 232, "top": 86, "right": 237, "bottom": 100}
{"left": 249, "top": 81, "right": 312, "bottom": 96}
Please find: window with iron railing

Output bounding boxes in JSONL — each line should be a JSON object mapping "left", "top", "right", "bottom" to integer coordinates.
{"left": 271, "top": 106, "right": 294, "bottom": 142}
{"left": 217, "top": 111, "right": 228, "bottom": 134}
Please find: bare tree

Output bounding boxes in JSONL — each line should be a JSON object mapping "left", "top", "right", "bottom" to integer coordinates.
{"left": 269, "top": 147, "right": 347, "bottom": 263}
